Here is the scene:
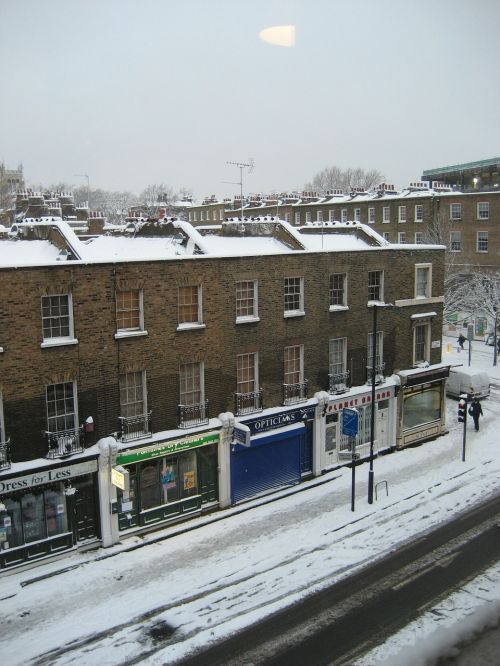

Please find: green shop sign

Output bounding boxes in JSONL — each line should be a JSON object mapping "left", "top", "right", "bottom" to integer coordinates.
{"left": 117, "top": 432, "right": 219, "bottom": 465}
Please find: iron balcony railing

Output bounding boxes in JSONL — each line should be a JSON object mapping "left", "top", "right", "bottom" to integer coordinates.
{"left": 45, "top": 427, "right": 85, "bottom": 459}
{"left": 178, "top": 400, "right": 209, "bottom": 428}
{"left": 0, "top": 438, "right": 11, "bottom": 471}
{"left": 329, "top": 371, "right": 350, "bottom": 394}
{"left": 118, "top": 411, "right": 152, "bottom": 442}
{"left": 366, "top": 361, "right": 386, "bottom": 385}
{"left": 283, "top": 380, "right": 308, "bottom": 405}
{"left": 235, "top": 389, "right": 263, "bottom": 416}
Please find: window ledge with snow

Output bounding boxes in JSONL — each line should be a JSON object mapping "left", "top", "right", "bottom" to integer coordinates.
{"left": 329, "top": 305, "right": 349, "bottom": 312}
{"left": 41, "top": 337, "right": 78, "bottom": 349}
{"left": 114, "top": 330, "right": 148, "bottom": 340}
{"left": 284, "top": 310, "right": 305, "bottom": 319}
{"left": 176, "top": 323, "right": 206, "bottom": 332}
{"left": 236, "top": 316, "right": 260, "bottom": 324}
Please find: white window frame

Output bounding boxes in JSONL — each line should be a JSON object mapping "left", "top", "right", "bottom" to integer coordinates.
{"left": 398, "top": 205, "right": 406, "bottom": 223}
{"left": 415, "top": 263, "right": 432, "bottom": 299}
{"left": 237, "top": 352, "right": 259, "bottom": 394}
{"left": 354, "top": 208, "right": 361, "bottom": 222}
{"left": 41, "top": 293, "right": 77, "bottom": 348}
{"left": 450, "top": 203, "right": 462, "bottom": 220}
{"left": 368, "top": 207, "right": 375, "bottom": 224}
{"left": 368, "top": 270, "right": 384, "bottom": 302}
{"left": 305, "top": 211, "right": 312, "bottom": 223}
{"left": 179, "top": 362, "right": 204, "bottom": 406}
{"left": 212, "top": 209, "right": 217, "bottom": 221}
{"left": 115, "top": 289, "right": 147, "bottom": 339}
{"left": 177, "top": 284, "right": 204, "bottom": 330}
{"left": 284, "top": 345, "right": 304, "bottom": 385}
{"left": 329, "top": 337, "right": 347, "bottom": 376}
{"left": 284, "top": 276, "right": 305, "bottom": 317}
{"left": 317, "top": 210, "right": 323, "bottom": 222}
{"left": 120, "top": 371, "right": 147, "bottom": 417}
{"left": 219, "top": 209, "right": 224, "bottom": 221}
{"left": 382, "top": 232, "right": 390, "bottom": 241}
{"left": 295, "top": 212, "right": 301, "bottom": 226}
{"left": 415, "top": 232, "right": 423, "bottom": 244}
{"left": 45, "top": 380, "right": 78, "bottom": 433}
{"left": 415, "top": 204, "right": 423, "bottom": 222}
{"left": 398, "top": 232, "right": 406, "bottom": 244}
{"left": 477, "top": 202, "right": 489, "bottom": 220}
{"left": 476, "top": 231, "right": 489, "bottom": 253}
{"left": 235, "top": 280, "right": 259, "bottom": 323}
{"left": 329, "top": 209, "right": 335, "bottom": 222}
{"left": 341, "top": 208, "right": 348, "bottom": 223}
{"left": 367, "top": 331, "right": 384, "bottom": 369}
{"left": 382, "top": 206, "right": 390, "bottom": 223}
{"left": 450, "top": 230, "right": 461, "bottom": 252}
{"left": 413, "top": 322, "right": 430, "bottom": 365}
{"left": 193, "top": 211, "right": 197, "bottom": 222}
{"left": 329, "top": 273, "right": 348, "bottom": 310}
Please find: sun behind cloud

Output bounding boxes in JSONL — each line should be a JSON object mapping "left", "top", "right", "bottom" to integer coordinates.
{"left": 259, "top": 25, "right": 296, "bottom": 48}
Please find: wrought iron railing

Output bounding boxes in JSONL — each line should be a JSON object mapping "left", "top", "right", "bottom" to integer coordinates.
{"left": 178, "top": 400, "right": 209, "bottom": 428}
{"left": 45, "top": 427, "right": 85, "bottom": 459}
{"left": 329, "top": 371, "right": 350, "bottom": 394}
{"left": 366, "top": 362, "right": 386, "bottom": 385}
{"left": 0, "top": 438, "right": 11, "bottom": 470}
{"left": 235, "top": 389, "right": 263, "bottom": 416}
{"left": 118, "top": 412, "right": 152, "bottom": 442}
{"left": 283, "top": 380, "right": 308, "bottom": 405}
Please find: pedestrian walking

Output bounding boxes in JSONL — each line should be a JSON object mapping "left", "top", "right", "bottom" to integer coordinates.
{"left": 468, "top": 398, "right": 483, "bottom": 432}
{"left": 458, "top": 334, "right": 466, "bottom": 351}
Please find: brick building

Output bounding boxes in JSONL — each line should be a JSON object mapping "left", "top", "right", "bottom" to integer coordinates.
{"left": 0, "top": 216, "right": 448, "bottom": 569}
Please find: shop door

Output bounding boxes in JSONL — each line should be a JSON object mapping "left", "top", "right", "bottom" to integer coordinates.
{"left": 376, "top": 400, "right": 389, "bottom": 448}
{"left": 300, "top": 420, "right": 313, "bottom": 476}
{"left": 73, "top": 477, "right": 98, "bottom": 542}
{"left": 325, "top": 413, "right": 339, "bottom": 468}
{"left": 197, "top": 446, "right": 218, "bottom": 503}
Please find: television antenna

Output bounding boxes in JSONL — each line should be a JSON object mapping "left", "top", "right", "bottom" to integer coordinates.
{"left": 225, "top": 159, "right": 255, "bottom": 221}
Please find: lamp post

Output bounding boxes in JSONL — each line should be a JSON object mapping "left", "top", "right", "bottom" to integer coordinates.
{"left": 367, "top": 302, "right": 397, "bottom": 504}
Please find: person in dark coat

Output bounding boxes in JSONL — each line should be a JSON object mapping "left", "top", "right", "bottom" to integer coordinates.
{"left": 458, "top": 334, "right": 466, "bottom": 350}
{"left": 469, "top": 398, "right": 483, "bottom": 431}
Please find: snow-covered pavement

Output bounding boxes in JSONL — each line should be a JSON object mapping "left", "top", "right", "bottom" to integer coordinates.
{"left": 1, "top": 335, "right": 500, "bottom": 666}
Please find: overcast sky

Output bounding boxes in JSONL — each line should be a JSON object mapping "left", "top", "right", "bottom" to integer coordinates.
{"left": 1, "top": 0, "right": 499, "bottom": 200}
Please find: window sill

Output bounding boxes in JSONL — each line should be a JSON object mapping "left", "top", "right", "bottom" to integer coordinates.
{"left": 114, "top": 330, "right": 148, "bottom": 340}
{"left": 329, "top": 305, "right": 349, "bottom": 312}
{"left": 176, "top": 323, "right": 206, "bottom": 331}
{"left": 41, "top": 338, "right": 78, "bottom": 349}
{"left": 284, "top": 311, "right": 305, "bottom": 319}
{"left": 236, "top": 316, "right": 260, "bottom": 324}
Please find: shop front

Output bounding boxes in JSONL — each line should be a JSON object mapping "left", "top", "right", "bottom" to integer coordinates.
{"left": 230, "top": 405, "right": 315, "bottom": 504}
{"left": 114, "top": 431, "right": 219, "bottom": 531}
{"left": 397, "top": 364, "right": 450, "bottom": 449}
{"left": 322, "top": 383, "right": 398, "bottom": 471}
{"left": 0, "top": 458, "right": 99, "bottom": 570}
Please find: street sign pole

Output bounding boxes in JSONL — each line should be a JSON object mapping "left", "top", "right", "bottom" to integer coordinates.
{"left": 350, "top": 436, "right": 356, "bottom": 512}
{"left": 342, "top": 408, "right": 359, "bottom": 512}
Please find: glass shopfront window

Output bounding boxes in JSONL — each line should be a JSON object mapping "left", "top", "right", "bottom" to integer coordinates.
{"left": 403, "top": 385, "right": 441, "bottom": 429}
{"left": 135, "top": 451, "right": 200, "bottom": 513}
{"left": 4, "top": 486, "right": 69, "bottom": 547}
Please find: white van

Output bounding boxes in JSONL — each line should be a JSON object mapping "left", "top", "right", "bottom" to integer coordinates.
{"left": 446, "top": 368, "right": 490, "bottom": 399}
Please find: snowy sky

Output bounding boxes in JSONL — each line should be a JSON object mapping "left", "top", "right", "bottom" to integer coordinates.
{"left": 2, "top": 336, "right": 500, "bottom": 665}
{"left": 1, "top": 0, "right": 500, "bottom": 199}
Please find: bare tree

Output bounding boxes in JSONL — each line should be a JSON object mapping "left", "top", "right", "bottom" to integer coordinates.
{"left": 138, "top": 183, "right": 176, "bottom": 216}
{"left": 305, "top": 165, "right": 384, "bottom": 194}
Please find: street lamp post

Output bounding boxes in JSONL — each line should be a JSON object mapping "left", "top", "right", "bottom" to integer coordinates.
{"left": 367, "top": 303, "right": 378, "bottom": 505}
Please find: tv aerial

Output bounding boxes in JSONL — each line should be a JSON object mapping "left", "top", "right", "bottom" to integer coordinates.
{"left": 225, "top": 159, "right": 255, "bottom": 220}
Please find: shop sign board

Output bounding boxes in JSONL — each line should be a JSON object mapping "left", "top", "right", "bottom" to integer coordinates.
{"left": 244, "top": 405, "right": 315, "bottom": 435}
{"left": 0, "top": 527, "right": 7, "bottom": 542}
{"left": 342, "top": 408, "right": 359, "bottom": 437}
{"left": 117, "top": 432, "right": 219, "bottom": 466}
{"left": 111, "top": 465, "right": 129, "bottom": 491}
{"left": 0, "top": 459, "right": 98, "bottom": 494}
{"left": 233, "top": 423, "right": 251, "bottom": 447}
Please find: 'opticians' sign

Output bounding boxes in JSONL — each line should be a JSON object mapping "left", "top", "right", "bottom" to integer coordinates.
{"left": 117, "top": 432, "right": 219, "bottom": 465}
{"left": 0, "top": 459, "right": 98, "bottom": 493}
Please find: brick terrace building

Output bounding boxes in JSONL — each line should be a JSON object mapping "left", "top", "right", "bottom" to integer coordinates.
{"left": 0, "top": 216, "right": 448, "bottom": 569}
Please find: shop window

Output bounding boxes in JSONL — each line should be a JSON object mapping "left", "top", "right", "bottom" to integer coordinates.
{"left": 116, "top": 289, "right": 144, "bottom": 334}
{"left": 41, "top": 294, "right": 76, "bottom": 345}
{"left": 403, "top": 385, "right": 441, "bottom": 429}
{"left": 45, "top": 487, "right": 69, "bottom": 537}
{"left": 178, "top": 285, "right": 203, "bottom": 328}
{"left": 140, "top": 461, "right": 162, "bottom": 510}
{"left": 4, "top": 497, "right": 23, "bottom": 548}
{"left": 329, "top": 273, "right": 347, "bottom": 308}
{"left": 236, "top": 280, "right": 258, "bottom": 322}
{"left": 284, "top": 276, "right": 305, "bottom": 316}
